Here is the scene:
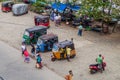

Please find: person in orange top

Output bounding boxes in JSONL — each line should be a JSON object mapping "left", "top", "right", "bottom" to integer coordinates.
{"left": 65, "top": 70, "right": 73, "bottom": 80}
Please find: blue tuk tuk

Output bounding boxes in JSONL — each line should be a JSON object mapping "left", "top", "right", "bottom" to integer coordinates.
{"left": 36, "top": 33, "right": 58, "bottom": 52}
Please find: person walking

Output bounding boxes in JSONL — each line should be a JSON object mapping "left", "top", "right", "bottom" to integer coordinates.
{"left": 54, "top": 13, "right": 59, "bottom": 27}
{"left": 66, "top": 46, "right": 71, "bottom": 62}
{"left": 65, "top": 70, "right": 73, "bottom": 80}
{"left": 59, "top": 47, "right": 65, "bottom": 59}
{"left": 24, "top": 49, "right": 30, "bottom": 63}
{"left": 71, "top": 38, "right": 73, "bottom": 42}
{"left": 78, "top": 24, "right": 83, "bottom": 36}
{"left": 21, "top": 42, "right": 26, "bottom": 56}
{"left": 36, "top": 54, "right": 42, "bottom": 69}
{"left": 31, "top": 43, "right": 35, "bottom": 57}
{"left": 57, "top": 14, "right": 61, "bottom": 25}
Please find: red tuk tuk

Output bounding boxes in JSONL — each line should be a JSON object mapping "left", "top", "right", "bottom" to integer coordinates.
{"left": 34, "top": 15, "right": 50, "bottom": 28}
{"left": 1, "top": 1, "right": 14, "bottom": 12}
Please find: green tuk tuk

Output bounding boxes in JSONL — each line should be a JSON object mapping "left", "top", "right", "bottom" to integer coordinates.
{"left": 22, "top": 26, "right": 47, "bottom": 44}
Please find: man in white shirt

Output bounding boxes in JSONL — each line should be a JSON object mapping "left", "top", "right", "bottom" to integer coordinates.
{"left": 54, "top": 14, "right": 59, "bottom": 26}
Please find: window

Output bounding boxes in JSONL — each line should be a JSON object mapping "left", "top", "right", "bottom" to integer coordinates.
{"left": 37, "top": 38, "right": 43, "bottom": 44}
{"left": 24, "top": 31, "right": 29, "bottom": 36}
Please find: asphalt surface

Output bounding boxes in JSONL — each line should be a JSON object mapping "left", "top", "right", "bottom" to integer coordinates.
{"left": 0, "top": 41, "right": 64, "bottom": 80}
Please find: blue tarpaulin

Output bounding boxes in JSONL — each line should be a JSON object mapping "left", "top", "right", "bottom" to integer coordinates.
{"left": 51, "top": 3, "right": 80, "bottom": 13}
{"left": 70, "top": 5, "right": 80, "bottom": 11}
{"left": 52, "top": 3, "right": 68, "bottom": 13}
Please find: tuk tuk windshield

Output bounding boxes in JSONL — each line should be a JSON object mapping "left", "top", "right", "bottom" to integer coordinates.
{"left": 43, "top": 19, "right": 49, "bottom": 23}
{"left": 24, "top": 31, "right": 29, "bottom": 36}
{"left": 2, "top": 3, "right": 8, "bottom": 6}
{"left": 52, "top": 44, "right": 59, "bottom": 52}
{"left": 37, "top": 38, "right": 43, "bottom": 44}
{"left": 2, "top": 2, "right": 13, "bottom": 7}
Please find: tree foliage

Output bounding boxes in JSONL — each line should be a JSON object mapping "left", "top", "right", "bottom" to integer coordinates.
{"left": 30, "top": 0, "right": 47, "bottom": 13}
{"left": 111, "top": 0, "right": 120, "bottom": 18}
{"left": 79, "top": 0, "right": 120, "bottom": 22}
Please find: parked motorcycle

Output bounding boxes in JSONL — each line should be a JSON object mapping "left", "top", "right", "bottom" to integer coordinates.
{"left": 89, "top": 62, "right": 106, "bottom": 74}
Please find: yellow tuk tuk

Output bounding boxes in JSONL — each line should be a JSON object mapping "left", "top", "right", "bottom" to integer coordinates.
{"left": 51, "top": 40, "right": 76, "bottom": 61}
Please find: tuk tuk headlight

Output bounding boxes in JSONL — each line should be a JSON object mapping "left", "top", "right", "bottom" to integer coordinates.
{"left": 22, "top": 38, "right": 25, "bottom": 42}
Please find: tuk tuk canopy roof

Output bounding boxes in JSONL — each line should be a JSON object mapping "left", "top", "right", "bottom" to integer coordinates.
{"left": 56, "top": 40, "right": 73, "bottom": 48}
{"left": 25, "top": 26, "right": 47, "bottom": 33}
{"left": 35, "top": 15, "right": 49, "bottom": 19}
{"left": 39, "top": 33, "right": 58, "bottom": 41}
{"left": 12, "top": 3, "right": 28, "bottom": 8}
{"left": 2, "top": 1, "right": 14, "bottom": 5}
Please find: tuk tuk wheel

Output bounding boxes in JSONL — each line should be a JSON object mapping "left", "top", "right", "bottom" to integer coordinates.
{"left": 4, "top": 11, "right": 8, "bottom": 13}
{"left": 51, "top": 57, "right": 56, "bottom": 61}
{"left": 90, "top": 69, "right": 96, "bottom": 74}
{"left": 26, "top": 11, "right": 28, "bottom": 14}
{"left": 13, "top": 13, "right": 17, "bottom": 16}
{"left": 70, "top": 55, "right": 76, "bottom": 58}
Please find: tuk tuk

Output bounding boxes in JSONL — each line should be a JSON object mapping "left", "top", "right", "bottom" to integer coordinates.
{"left": 22, "top": 26, "right": 47, "bottom": 45}
{"left": 72, "top": 17, "right": 82, "bottom": 27}
{"left": 36, "top": 33, "right": 58, "bottom": 52}
{"left": 1, "top": 1, "right": 14, "bottom": 12}
{"left": 12, "top": 3, "right": 28, "bottom": 16}
{"left": 34, "top": 15, "right": 50, "bottom": 28}
{"left": 51, "top": 40, "right": 76, "bottom": 61}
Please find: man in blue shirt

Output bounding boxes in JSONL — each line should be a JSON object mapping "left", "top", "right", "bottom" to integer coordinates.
{"left": 78, "top": 25, "right": 83, "bottom": 36}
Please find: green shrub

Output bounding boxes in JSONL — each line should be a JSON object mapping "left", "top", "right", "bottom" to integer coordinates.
{"left": 30, "top": 1, "right": 47, "bottom": 14}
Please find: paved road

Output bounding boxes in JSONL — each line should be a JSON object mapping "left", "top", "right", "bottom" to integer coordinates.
{"left": 0, "top": 41, "right": 64, "bottom": 80}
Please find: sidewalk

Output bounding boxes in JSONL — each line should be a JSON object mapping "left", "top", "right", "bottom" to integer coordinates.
{"left": 0, "top": 41, "right": 64, "bottom": 80}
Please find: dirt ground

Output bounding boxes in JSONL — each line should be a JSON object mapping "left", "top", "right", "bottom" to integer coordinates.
{"left": 0, "top": 6, "right": 120, "bottom": 80}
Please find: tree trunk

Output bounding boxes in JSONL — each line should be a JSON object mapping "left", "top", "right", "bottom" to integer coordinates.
{"left": 101, "top": 19, "right": 109, "bottom": 34}
{"left": 101, "top": 20, "right": 104, "bottom": 33}
{"left": 108, "top": 0, "right": 112, "bottom": 15}
{"left": 112, "top": 23, "right": 117, "bottom": 32}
